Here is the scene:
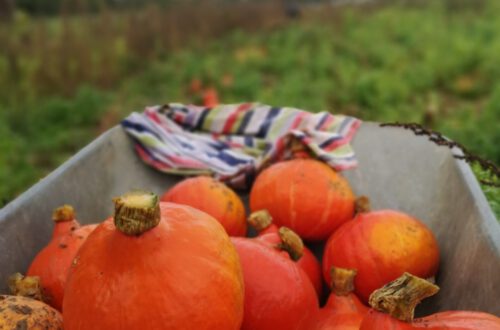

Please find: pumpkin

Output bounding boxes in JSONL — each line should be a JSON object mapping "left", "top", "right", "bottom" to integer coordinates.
{"left": 360, "top": 273, "right": 500, "bottom": 330}
{"left": 250, "top": 159, "right": 355, "bottom": 241}
{"left": 0, "top": 295, "right": 63, "bottom": 330}
{"left": 316, "top": 267, "right": 369, "bottom": 330}
{"left": 249, "top": 210, "right": 323, "bottom": 296}
{"left": 231, "top": 229, "right": 319, "bottom": 330}
{"left": 26, "top": 205, "right": 96, "bottom": 310}
{"left": 63, "top": 191, "right": 244, "bottom": 330}
{"left": 322, "top": 197, "right": 439, "bottom": 303}
{"left": 161, "top": 176, "right": 247, "bottom": 236}
{"left": 2, "top": 275, "right": 62, "bottom": 329}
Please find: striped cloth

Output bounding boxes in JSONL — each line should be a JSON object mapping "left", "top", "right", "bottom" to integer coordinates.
{"left": 122, "top": 102, "right": 361, "bottom": 189}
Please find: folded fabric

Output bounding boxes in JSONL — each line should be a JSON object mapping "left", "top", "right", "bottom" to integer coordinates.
{"left": 122, "top": 102, "right": 361, "bottom": 189}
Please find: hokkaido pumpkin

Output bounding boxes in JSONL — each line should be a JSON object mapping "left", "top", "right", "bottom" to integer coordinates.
{"left": 63, "top": 191, "right": 244, "bottom": 330}
{"left": 231, "top": 229, "right": 319, "bottom": 330}
{"left": 322, "top": 197, "right": 439, "bottom": 303}
{"left": 26, "top": 205, "right": 96, "bottom": 310}
{"left": 360, "top": 273, "right": 500, "bottom": 330}
{"left": 161, "top": 176, "right": 247, "bottom": 236}
{"left": 250, "top": 159, "right": 355, "bottom": 241}
{"left": 316, "top": 267, "right": 369, "bottom": 330}
{"left": 249, "top": 210, "right": 323, "bottom": 296}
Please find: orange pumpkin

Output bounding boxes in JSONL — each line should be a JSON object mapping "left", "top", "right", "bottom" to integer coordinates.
{"left": 249, "top": 210, "right": 323, "bottom": 296}
{"left": 316, "top": 268, "right": 369, "bottom": 330}
{"left": 250, "top": 159, "right": 355, "bottom": 241}
{"left": 161, "top": 176, "right": 247, "bottom": 236}
{"left": 360, "top": 273, "right": 500, "bottom": 330}
{"left": 26, "top": 205, "right": 96, "bottom": 310}
{"left": 63, "top": 191, "right": 244, "bottom": 330}
{"left": 231, "top": 231, "right": 319, "bottom": 330}
{"left": 362, "top": 310, "right": 500, "bottom": 330}
{"left": 323, "top": 198, "right": 439, "bottom": 303}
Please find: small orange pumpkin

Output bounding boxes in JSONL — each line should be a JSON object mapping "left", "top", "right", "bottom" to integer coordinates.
{"left": 26, "top": 205, "right": 96, "bottom": 310}
{"left": 360, "top": 273, "right": 500, "bottom": 330}
{"left": 231, "top": 230, "right": 319, "bottom": 330}
{"left": 316, "top": 268, "right": 369, "bottom": 330}
{"left": 161, "top": 176, "right": 247, "bottom": 236}
{"left": 250, "top": 159, "right": 355, "bottom": 241}
{"left": 248, "top": 210, "right": 323, "bottom": 296}
{"left": 322, "top": 197, "right": 440, "bottom": 303}
{"left": 63, "top": 191, "right": 244, "bottom": 330}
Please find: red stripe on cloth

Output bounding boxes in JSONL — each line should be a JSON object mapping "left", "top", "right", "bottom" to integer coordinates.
{"left": 135, "top": 145, "right": 171, "bottom": 171}
{"left": 222, "top": 103, "right": 252, "bottom": 134}
{"left": 323, "top": 119, "right": 362, "bottom": 151}
{"left": 319, "top": 114, "right": 335, "bottom": 130}
{"left": 290, "top": 111, "right": 307, "bottom": 130}
{"left": 166, "top": 154, "right": 207, "bottom": 168}
{"left": 174, "top": 113, "right": 185, "bottom": 123}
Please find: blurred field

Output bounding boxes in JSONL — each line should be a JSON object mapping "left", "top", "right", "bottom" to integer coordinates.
{"left": 0, "top": 1, "right": 498, "bottom": 214}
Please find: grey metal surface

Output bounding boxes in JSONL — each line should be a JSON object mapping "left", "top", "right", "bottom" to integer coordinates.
{"left": 0, "top": 123, "right": 498, "bottom": 315}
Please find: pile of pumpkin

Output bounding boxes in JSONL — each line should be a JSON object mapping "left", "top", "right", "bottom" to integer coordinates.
{"left": 2, "top": 159, "right": 499, "bottom": 330}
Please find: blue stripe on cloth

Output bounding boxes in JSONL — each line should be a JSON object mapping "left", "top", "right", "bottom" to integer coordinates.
{"left": 236, "top": 110, "right": 254, "bottom": 135}
{"left": 194, "top": 107, "right": 211, "bottom": 131}
{"left": 173, "top": 136, "right": 195, "bottom": 150}
{"left": 315, "top": 113, "right": 329, "bottom": 129}
{"left": 256, "top": 107, "right": 281, "bottom": 138}
{"left": 217, "top": 151, "right": 252, "bottom": 166}
{"left": 319, "top": 135, "right": 343, "bottom": 148}
{"left": 338, "top": 117, "right": 353, "bottom": 135}
{"left": 244, "top": 135, "right": 254, "bottom": 147}
{"left": 122, "top": 119, "right": 162, "bottom": 140}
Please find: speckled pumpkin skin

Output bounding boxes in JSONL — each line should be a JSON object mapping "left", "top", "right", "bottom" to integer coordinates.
{"left": 323, "top": 210, "right": 440, "bottom": 303}
{"left": 27, "top": 222, "right": 96, "bottom": 311}
{"left": 360, "top": 310, "right": 500, "bottom": 330}
{"left": 232, "top": 237, "right": 319, "bottom": 330}
{"left": 0, "top": 295, "right": 63, "bottom": 330}
{"left": 162, "top": 176, "right": 247, "bottom": 236}
{"left": 256, "top": 229, "right": 323, "bottom": 297}
{"left": 63, "top": 203, "right": 244, "bottom": 330}
{"left": 316, "top": 291, "right": 368, "bottom": 330}
{"left": 250, "top": 159, "right": 355, "bottom": 241}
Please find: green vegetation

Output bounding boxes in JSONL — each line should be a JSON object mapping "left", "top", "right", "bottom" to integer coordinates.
{"left": 0, "top": 1, "right": 498, "bottom": 217}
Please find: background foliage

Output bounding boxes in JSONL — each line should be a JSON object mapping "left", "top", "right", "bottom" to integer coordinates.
{"left": 0, "top": 0, "right": 498, "bottom": 216}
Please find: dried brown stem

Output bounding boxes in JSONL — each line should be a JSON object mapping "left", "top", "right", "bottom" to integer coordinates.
{"left": 368, "top": 272, "right": 439, "bottom": 322}
{"left": 330, "top": 267, "right": 357, "bottom": 296}
{"left": 277, "top": 227, "right": 304, "bottom": 261}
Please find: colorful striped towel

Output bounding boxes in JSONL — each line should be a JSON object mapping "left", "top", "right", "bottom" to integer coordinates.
{"left": 122, "top": 102, "right": 361, "bottom": 189}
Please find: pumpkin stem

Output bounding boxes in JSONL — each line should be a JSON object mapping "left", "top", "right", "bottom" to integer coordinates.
{"left": 113, "top": 191, "right": 160, "bottom": 236}
{"left": 248, "top": 210, "right": 273, "bottom": 232}
{"left": 330, "top": 267, "right": 357, "bottom": 296}
{"left": 355, "top": 196, "right": 371, "bottom": 213}
{"left": 277, "top": 227, "right": 304, "bottom": 261}
{"left": 368, "top": 272, "right": 439, "bottom": 322}
{"left": 52, "top": 205, "right": 75, "bottom": 222}
{"left": 8, "top": 273, "right": 44, "bottom": 301}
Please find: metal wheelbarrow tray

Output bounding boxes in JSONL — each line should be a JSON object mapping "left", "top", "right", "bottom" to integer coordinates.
{"left": 0, "top": 123, "right": 499, "bottom": 315}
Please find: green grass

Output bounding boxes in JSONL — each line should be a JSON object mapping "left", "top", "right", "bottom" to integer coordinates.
{"left": 0, "top": 2, "right": 498, "bottom": 217}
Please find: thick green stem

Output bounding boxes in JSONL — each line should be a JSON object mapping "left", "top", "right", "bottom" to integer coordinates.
{"left": 248, "top": 210, "right": 273, "bottom": 232}
{"left": 330, "top": 267, "right": 357, "bottom": 296}
{"left": 368, "top": 272, "right": 440, "bottom": 322}
{"left": 277, "top": 227, "right": 304, "bottom": 261}
{"left": 113, "top": 191, "right": 160, "bottom": 236}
